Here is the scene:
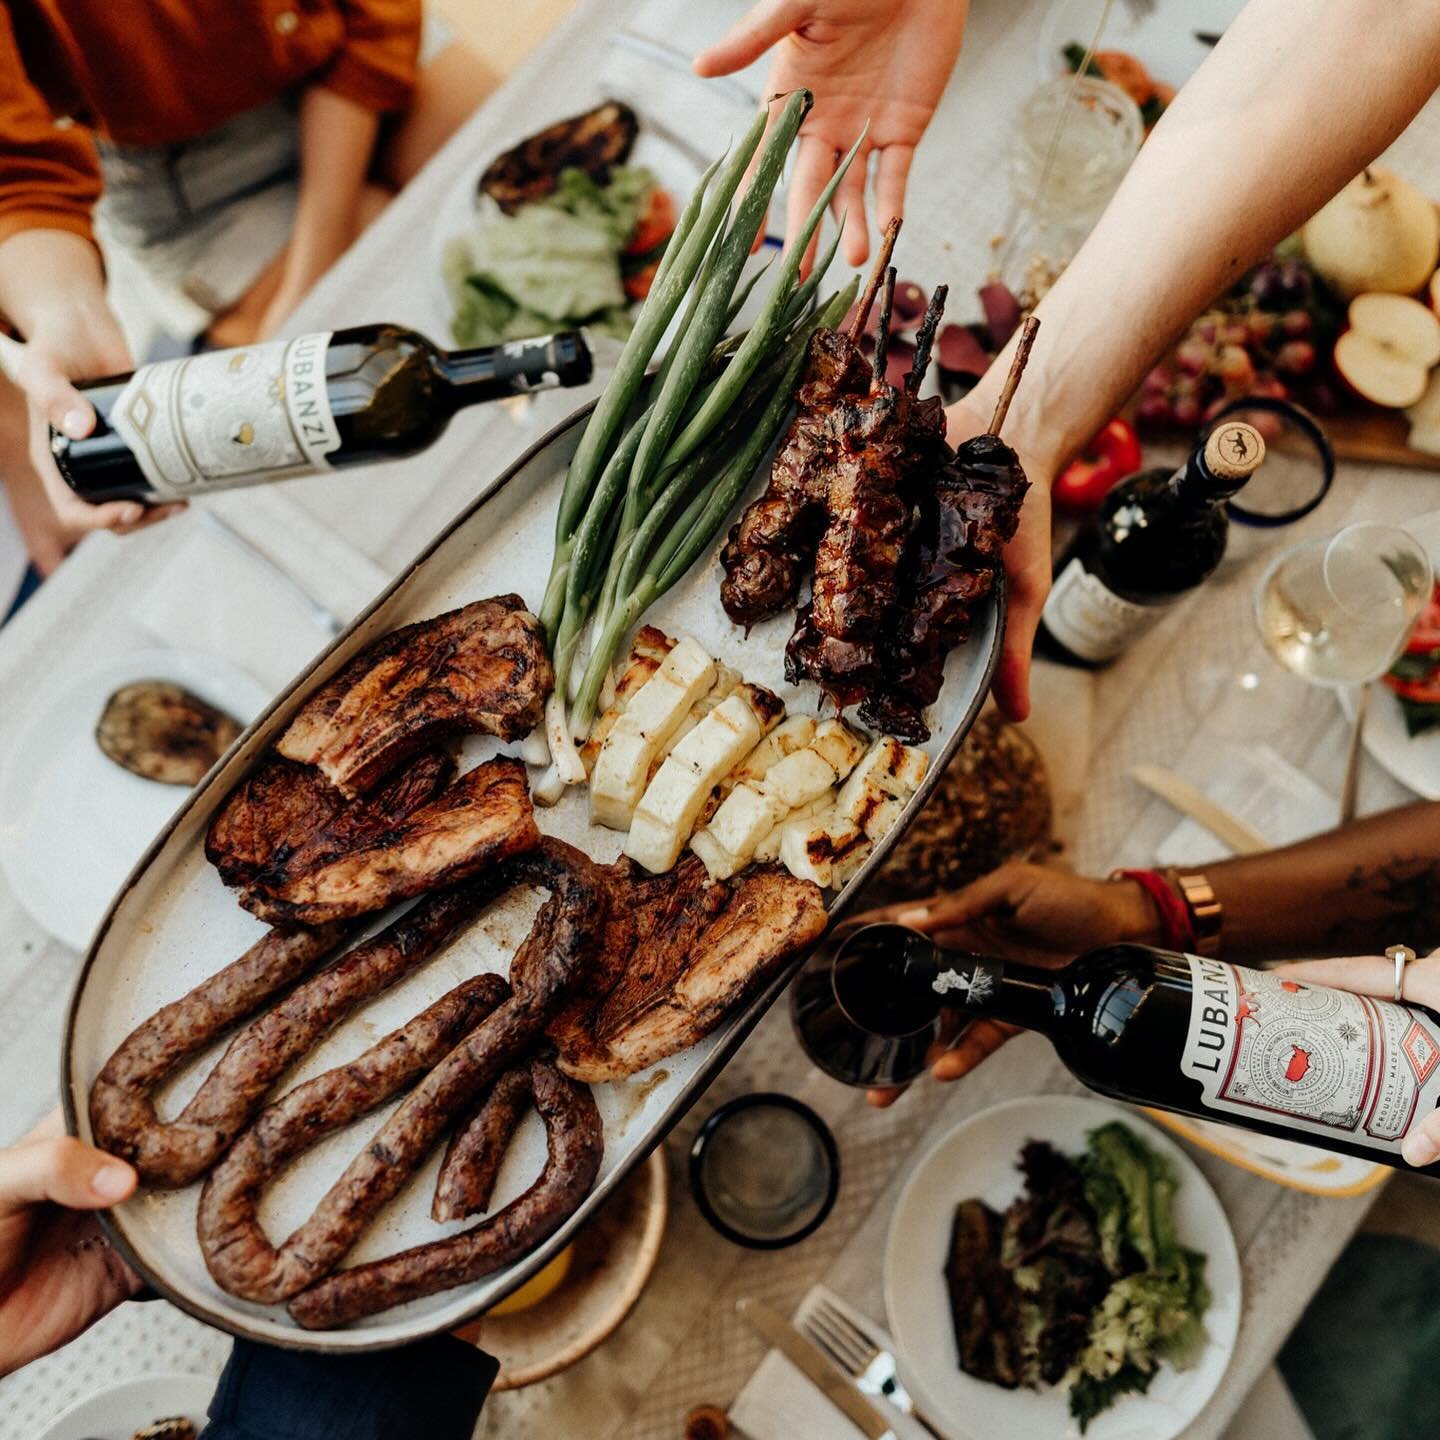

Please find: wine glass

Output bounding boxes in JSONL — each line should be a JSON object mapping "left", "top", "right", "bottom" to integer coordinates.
{"left": 1255, "top": 524, "right": 1431, "bottom": 818}
{"left": 790, "top": 921, "right": 965, "bottom": 1089}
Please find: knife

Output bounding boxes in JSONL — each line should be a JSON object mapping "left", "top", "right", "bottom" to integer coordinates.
{"left": 738, "top": 1297, "right": 900, "bottom": 1440}
{"left": 1129, "top": 764, "right": 1268, "bottom": 855}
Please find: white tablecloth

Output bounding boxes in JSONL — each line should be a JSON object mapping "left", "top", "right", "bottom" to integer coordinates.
{"left": 4, "top": 1, "right": 1440, "bottom": 1436}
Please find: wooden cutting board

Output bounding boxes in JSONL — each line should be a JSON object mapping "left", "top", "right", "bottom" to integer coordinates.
{"left": 1324, "top": 409, "right": 1440, "bottom": 469}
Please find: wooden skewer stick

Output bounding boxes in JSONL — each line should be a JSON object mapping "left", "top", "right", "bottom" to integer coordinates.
{"left": 847, "top": 216, "right": 902, "bottom": 343}
{"left": 907, "top": 284, "right": 949, "bottom": 395}
{"left": 987, "top": 316, "right": 1040, "bottom": 437}
{"left": 872, "top": 267, "right": 897, "bottom": 388}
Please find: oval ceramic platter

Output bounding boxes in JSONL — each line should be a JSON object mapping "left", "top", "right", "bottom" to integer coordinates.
{"left": 62, "top": 400, "right": 1001, "bottom": 1351}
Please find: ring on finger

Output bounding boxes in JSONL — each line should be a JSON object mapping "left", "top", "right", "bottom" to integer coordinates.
{"left": 1387, "top": 944, "right": 1417, "bottom": 1002}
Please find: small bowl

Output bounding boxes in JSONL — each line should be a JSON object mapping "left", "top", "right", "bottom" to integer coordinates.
{"left": 689, "top": 1094, "right": 840, "bottom": 1249}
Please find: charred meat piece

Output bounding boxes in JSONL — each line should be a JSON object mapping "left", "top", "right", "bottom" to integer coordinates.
{"left": 242, "top": 756, "right": 540, "bottom": 926}
{"left": 785, "top": 278, "right": 948, "bottom": 706}
{"left": 97, "top": 681, "right": 241, "bottom": 786}
{"left": 718, "top": 328, "right": 874, "bottom": 627}
{"left": 552, "top": 859, "right": 827, "bottom": 1082}
{"left": 945, "top": 1199, "right": 1024, "bottom": 1387}
{"left": 278, "top": 596, "right": 552, "bottom": 796}
{"left": 861, "top": 432, "right": 1029, "bottom": 742}
{"left": 205, "top": 748, "right": 455, "bottom": 891}
{"left": 290, "top": 1059, "right": 603, "bottom": 1330}
{"left": 479, "top": 100, "right": 639, "bottom": 214}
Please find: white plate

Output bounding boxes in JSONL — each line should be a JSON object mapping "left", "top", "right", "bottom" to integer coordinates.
{"left": 430, "top": 114, "right": 707, "bottom": 348}
{"left": 1035, "top": 0, "right": 1248, "bottom": 86}
{"left": 884, "top": 1095, "right": 1241, "bottom": 1440}
{"left": 1340, "top": 510, "right": 1440, "bottom": 801}
{"left": 36, "top": 1372, "right": 215, "bottom": 1440}
{"left": 63, "top": 403, "right": 1000, "bottom": 1351}
{"left": 0, "top": 650, "right": 270, "bottom": 949}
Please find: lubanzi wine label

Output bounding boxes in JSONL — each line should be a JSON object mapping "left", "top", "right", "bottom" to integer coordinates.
{"left": 108, "top": 332, "right": 341, "bottom": 499}
{"left": 1181, "top": 955, "right": 1440, "bottom": 1152}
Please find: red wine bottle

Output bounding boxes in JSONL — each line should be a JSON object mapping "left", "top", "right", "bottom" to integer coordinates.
{"left": 1036, "top": 420, "right": 1266, "bottom": 667}
{"left": 843, "top": 923, "right": 1440, "bottom": 1174}
{"left": 52, "top": 325, "right": 592, "bottom": 504}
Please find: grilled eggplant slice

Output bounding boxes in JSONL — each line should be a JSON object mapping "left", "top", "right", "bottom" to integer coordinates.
{"left": 97, "top": 681, "right": 241, "bottom": 786}
{"left": 479, "top": 100, "right": 639, "bottom": 213}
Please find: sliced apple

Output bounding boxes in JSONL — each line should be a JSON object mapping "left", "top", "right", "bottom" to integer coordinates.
{"left": 1334, "top": 292, "right": 1440, "bottom": 408}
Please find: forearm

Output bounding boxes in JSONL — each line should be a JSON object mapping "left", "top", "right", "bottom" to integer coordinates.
{"left": 1197, "top": 803, "right": 1440, "bottom": 962}
{"left": 0, "top": 229, "right": 108, "bottom": 340}
{"left": 286, "top": 85, "right": 381, "bottom": 284}
{"left": 964, "top": 0, "right": 1440, "bottom": 473}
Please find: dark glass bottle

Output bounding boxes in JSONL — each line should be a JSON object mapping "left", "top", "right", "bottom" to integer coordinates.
{"left": 815, "top": 923, "right": 1440, "bottom": 1175}
{"left": 1036, "top": 420, "right": 1266, "bottom": 667}
{"left": 53, "top": 324, "right": 592, "bottom": 504}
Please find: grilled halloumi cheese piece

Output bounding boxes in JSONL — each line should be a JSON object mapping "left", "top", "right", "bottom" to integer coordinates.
{"left": 754, "top": 795, "right": 828, "bottom": 863}
{"left": 690, "top": 717, "right": 867, "bottom": 880}
{"left": 579, "top": 627, "right": 674, "bottom": 774}
{"left": 624, "top": 683, "right": 781, "bottom": 873}
{"left": 779, "top": 738, "right": 929, "bottom": 888}
{"left": 728, "top": 715, "right": 817, "bottom": 789}
{"left": 590, "top": 636, "right": 716, "bottom": 829}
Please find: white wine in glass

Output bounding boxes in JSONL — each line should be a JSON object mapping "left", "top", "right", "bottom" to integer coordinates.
{"left": 1256, "top": 524, "right": 1431, "bottom": 686}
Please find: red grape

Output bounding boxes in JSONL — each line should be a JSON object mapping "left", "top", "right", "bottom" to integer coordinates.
{"left": 1275, "top": 339, "right": 1317, "bottom": 376}
{"left": 1282, "top": 309, "right": 1312, "bottom": 338}
{"left": 1215, "top": 344, "right": 1257, "bottom": 388}
{"left": 1176, "top": 336, "right": 1212, "bottom": 374}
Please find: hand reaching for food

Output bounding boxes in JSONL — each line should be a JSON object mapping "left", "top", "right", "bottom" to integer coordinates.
{"left": 693, "top": 0, "right": 968, "bottom": 266}
{"left": 0, "top": 1109, "right": 141, "bottom": 1376}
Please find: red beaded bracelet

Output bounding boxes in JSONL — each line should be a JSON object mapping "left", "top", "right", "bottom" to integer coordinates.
{"left": 1113, "top": 868, "right": 1196, "bottom": 953}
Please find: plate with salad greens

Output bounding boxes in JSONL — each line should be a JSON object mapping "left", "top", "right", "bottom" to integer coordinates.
{"left": 435, "top": 100, "right": 700, "bottom": 351}
{"left": 884, "top": 1095, "right": 1239, "bottom": 1439}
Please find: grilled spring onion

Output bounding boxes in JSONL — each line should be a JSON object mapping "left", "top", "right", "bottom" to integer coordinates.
{"left": 568, "top": 280, "right": 859, "bottom": 739}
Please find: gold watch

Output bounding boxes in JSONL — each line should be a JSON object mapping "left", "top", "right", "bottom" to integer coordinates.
{"left": 1167, "top": 869, "right": 1222, "bottom": 957}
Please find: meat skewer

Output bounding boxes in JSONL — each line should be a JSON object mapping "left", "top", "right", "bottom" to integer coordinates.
{"left": 784, "top": 273, "right": 948, "bottom": 706}
{"left": 432, "top": 1063, "right": 534, "bottom": 1222}
{"left": 718, "top": 220, "right": 901, "bottom": 628}
{"left": 197, "top": 841, "right": 607, "bottom": 1304}
{"left": 290, "top": 1059, "right": 602, "bottom": 1330}
{"left": 861, "top": 317, "right": 1039, "bottom": 740}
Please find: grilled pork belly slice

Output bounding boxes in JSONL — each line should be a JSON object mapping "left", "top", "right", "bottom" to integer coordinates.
{"left": 550, "top": 859, "right": 826, "bottom": 1082}
{"left": 278, "top": 596, "right": 552, "bottom": 796}
{"left": 206, "top": 748, "right": 456, "bottom": 891}
{"left": 242, "top": 756, "right": 539, "bottom": 925}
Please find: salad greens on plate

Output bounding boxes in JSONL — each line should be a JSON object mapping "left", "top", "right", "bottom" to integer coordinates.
{"left": 444, "top": 165, "right": 662, "bottom": 346}
{"left": 946, "top": 1121, "right": 1212, "bottom": 1432}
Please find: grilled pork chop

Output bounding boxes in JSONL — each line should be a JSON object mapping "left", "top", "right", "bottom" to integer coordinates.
{"left": 243, "top": 756, "right": 540, "bottom": 926}
{"left": 205, "top": 748, "right": 456, "bottom": 891}
{"left": 549, "top": 858, "right": 826, "bottom": 1081}
{"left": 277, "top": 596, "right": 552, "bottom": 796}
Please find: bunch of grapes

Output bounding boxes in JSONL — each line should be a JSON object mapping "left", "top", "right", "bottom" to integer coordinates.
{"left": 1135, "top": 256, "right": 1342, "bottom": 432}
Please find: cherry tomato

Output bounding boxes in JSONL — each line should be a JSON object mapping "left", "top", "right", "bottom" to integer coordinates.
{"left": 623, "top": 260, "right": 660, "bottom": 302}
{"left": 1053, "top": 418, "right": 1144, "bottom": 514}
{"left": 1385, "top": 670, "right": 1440, "bottom": 704}
{"left": 625, "top": 188, "right": 676, "bottom": 258}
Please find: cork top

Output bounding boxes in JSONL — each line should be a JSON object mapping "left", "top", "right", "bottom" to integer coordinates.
{"left": 1203, "top": 421, "right": 1266, "bottom": 480}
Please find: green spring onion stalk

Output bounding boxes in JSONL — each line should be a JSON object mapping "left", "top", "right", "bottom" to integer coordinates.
{"left": 779, "top": 223, "right": 843, "bottom": 332}
{"left": 538, "top": 108, "right": 767, "bottom": 640}
{"left": 567, "top": 279, "right": 857, "bottom": 735}
{"left": 606, "top": 91, "right": 813, "bottom": 604}
{"left": 663, "top": 125, "right": 867, "bottom": 469}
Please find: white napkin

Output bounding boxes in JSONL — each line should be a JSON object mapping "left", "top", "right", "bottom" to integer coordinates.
{"left": 128, "top": 494, "right": 388, "bottom": 694}
{"left": 730, "top": 1287, "right": 938, "bottom": 1440}
{"left": 1153, "top": 742, "right": 1334, "bottom": 867}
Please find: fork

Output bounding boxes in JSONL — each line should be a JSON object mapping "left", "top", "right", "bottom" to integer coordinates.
{"left": 800, "top": 1295, "right": 947, "bottom": 1439}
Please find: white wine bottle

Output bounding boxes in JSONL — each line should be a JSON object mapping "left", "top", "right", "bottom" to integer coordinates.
{"left": 53, "top": 325, "right": 592, "bottom": 504}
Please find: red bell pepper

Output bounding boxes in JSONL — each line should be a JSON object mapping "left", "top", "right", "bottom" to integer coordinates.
{"left": 1053, "top": 418, "right": 1143, "bottom": 514}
